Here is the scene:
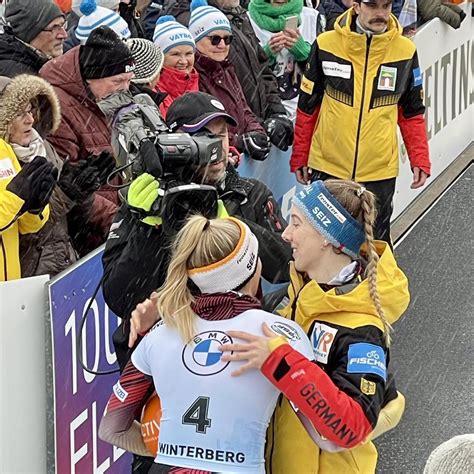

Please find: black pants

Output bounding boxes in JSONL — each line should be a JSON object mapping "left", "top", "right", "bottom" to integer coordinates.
{"left": 132, "top": 454, "right": 155, "bottom": 473}
{"left": 311, "top": 171, "right": 396, "bottom": 246}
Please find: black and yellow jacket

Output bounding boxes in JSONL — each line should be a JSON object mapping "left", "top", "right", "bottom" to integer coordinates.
{"left": 290, "top": 9, "right": 430, "bottom": 182}
{"left": 0, "top": 140, "right": 50, "bottom": 281}
{"left": 262, "top": 242, "right": 410, "bottom": 473}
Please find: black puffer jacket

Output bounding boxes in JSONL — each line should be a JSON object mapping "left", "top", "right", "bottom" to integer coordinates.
{"left": 143, "top": 0, "right": 287, "bottom": 121}
{"left": 102, "top": 166, "right": 291, "bottom": 369}
{"left": 0, "top": 27, "right": 48, "bottom": 77}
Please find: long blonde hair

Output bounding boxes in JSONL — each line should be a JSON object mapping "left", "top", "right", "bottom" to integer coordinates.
{"left": 325, "top": 179, "right": 393, "bottom": 346}
{"left": 156, "top": 215, "right": 242, "bottom": 342}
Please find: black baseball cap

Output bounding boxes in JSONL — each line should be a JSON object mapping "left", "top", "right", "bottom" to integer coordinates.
{"left": 166, "top": 91, "right": 237, "bottom": 133}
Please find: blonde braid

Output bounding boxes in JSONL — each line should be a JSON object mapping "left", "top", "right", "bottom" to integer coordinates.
{"left": 360, "top": 190, "right": 392, "bottom": 346}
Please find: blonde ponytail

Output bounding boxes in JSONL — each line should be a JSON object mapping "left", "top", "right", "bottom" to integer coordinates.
{"left": 155, "top": 215, "right": 241, "bottom": 342}
{"left": 325, "top": 179, "right": 392, "bottom": 346}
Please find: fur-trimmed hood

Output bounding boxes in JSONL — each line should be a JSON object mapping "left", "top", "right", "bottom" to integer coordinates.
{"left": 0, "top": 74, "right": 61, "bottom": 140}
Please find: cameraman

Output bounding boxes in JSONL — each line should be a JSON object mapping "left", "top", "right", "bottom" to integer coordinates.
{"left": 102, "top": 91, "right": 291, "bottom": 369}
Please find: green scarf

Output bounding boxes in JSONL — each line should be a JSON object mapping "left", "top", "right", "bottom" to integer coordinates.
{"left": 248, "top": 0, "right": 303, "bottom": 33}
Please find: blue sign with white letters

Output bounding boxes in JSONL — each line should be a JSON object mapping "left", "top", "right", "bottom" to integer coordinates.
{"left": 347, "top": 343, "right": 387, "bottom": 381}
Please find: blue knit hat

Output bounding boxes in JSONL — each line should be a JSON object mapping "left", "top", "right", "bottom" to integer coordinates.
{"left": 153, "top": 15, "right": 195, "bottom": 53}
{"left": 189, "top": 0, "right": 231, "bottom": 43}
{"left": 76, "top": 0, "right": 130, "bottom": 44}
{"left": 292, "top": 181, "right": 366, "bottom": 259}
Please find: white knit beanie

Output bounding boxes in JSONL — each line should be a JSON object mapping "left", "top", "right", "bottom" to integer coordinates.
{"left": 76, "top": 0, "right": 130, "bottom": 44}
{"left": 153, "top": 15, "right": 195, "bottom": 54}
{"left": 126, "top": 38, "right": 164, "bottom": 84}
{"left": 72, "top": 0, "right": 119, "bottom": 16}
{"left": 424, "top": 435, "right": 474, "bottom": 474}
{"left": 188, "top": 0, "right": 231, "bottom": 43}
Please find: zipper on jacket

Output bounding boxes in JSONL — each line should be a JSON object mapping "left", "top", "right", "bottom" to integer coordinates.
{"left": 290, "top": 278, "right": 309, "bottom": 321}
{"left": 352, "top": 35, "right": 372, "bottom": 180}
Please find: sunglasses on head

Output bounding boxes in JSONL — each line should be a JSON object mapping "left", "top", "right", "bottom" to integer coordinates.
{"left": 207, "top": 35, "right": 233, "bottom": 46}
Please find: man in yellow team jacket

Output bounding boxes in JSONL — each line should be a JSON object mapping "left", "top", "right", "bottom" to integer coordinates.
{"left": 0, "top": 139, "right": 56, "bottom": 281}
{"left": 291, "top": 0, "right": 431, "bottom": 243}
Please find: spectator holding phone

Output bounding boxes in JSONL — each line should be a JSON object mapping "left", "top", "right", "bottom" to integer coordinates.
{"left": 189, "top": 0, "right": 271, "bottom": 161}
{"left": 248, "top": 0, "right": 320, "bottom": 118}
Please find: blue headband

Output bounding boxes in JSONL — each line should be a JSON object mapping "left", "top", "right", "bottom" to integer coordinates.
{"left": 292, "top": 181, "right": 366, "bottom": 259}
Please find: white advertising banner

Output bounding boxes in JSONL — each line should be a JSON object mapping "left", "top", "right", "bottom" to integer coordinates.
{"left": 393, "top": 4, "right": 473, "bottom": 218}
{"left": 0, "top": 275, "right": 49, "bottom": 473}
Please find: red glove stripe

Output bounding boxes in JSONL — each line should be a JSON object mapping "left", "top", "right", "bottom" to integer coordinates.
{"left": 290, "top": 106, "right": 320, "bottom": 172}
{"left": 262, "top": 345, "right": 372, "bottom": 448}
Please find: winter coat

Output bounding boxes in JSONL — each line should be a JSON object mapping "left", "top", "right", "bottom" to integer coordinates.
{"left": 0, "top": 27, "right": 49, "bottom": 77}
{"left": 0, "top": 73, "right": 79, "bottom": 277}
{"left": 267, "top": 242, "right": 409, "bottom": 473}
{"left": 292, "top": 10, "right": 431, "bottom": 182}
{"left": 0, "top": 140, "right": 50, "bottom": 281}
{"left": 102, "top": 165, "right": 292, "bottom": 368}
{"left": 156, "top": 66, "right": 199, "bottom": 119}
{"left": 195, "top": 52, "right": 265, "bottom": 145}
{"left": 323, "top": 0, "right": 348, "bottom": 30}
{"left": 417, "top": 0, "right": 466, "bottom": 29}
{"left": 19, "top": 143, "right": 79, "bottom": 277}
{"left": 39, "top": 46, "right": 119, "bottom": 254}
{"left": 142, "top": 0, "right": 287, "bottom": 121}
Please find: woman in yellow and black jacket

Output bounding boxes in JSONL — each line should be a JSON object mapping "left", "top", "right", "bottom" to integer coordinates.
{"left": 220, "top": 179, "right": 409, "bottom": 473}
{"left": 0, "top": 139, "right": 55, "bottom": 281}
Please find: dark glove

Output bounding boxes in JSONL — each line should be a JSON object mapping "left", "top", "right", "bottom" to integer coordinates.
{"left": 236, "top": 132, "right": 271, "bottom": 161}
{"left": 88, "top": 151, "right": 117, "bottom": 186}
{"left": 264, "top": 114, "right": 294, "bottom": 151}
{"left": 459, "top": 10, "right": 466, "bottom": 25}
{"left": 7, "top": 156, "right": 58, "bottom": 214}
{"left": 58, "top": 160, "right": 101, "bottom": 200}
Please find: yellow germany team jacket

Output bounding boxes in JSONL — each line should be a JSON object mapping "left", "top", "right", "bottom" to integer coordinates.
{"left": 0, "top": 140, "right": 50, "bottom": 281}
{"left": 265, "top": 241, "right": 410, "bottom": 473}
{"left": 291, "top": 10, "right": 429, "bottom": 182}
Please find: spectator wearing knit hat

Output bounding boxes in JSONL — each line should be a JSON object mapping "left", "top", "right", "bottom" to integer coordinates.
{"left": 127, "top": 38, "right": 163, "bottom": 89}
{"left": 75, "top": 0, "right": 131, "bottom": 43}
{"left": 0, "top": 0, "right": 67, "bottom": 77}
{"left": 39, "top": 26, "right": 135, "bottom": 254}
{"left": 64, "top": 0, "right": 130, "bottom": 51}
{"left": 190, "top": 0, "right": 270, "bottom": 161}
{"left": 126, "top": 37, "right": 168, "bottom": 109}
{"left": 153, "top": 15, "right": 199, "bottom": 118}
{"left": 424, "top": 435, "right": 474, "bottom": 474}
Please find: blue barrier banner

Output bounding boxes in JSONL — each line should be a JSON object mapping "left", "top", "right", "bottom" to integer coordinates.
{"left": 47, "top": 247, "right": 131, "bottom": 473}
{"left": 238, "top": 148, "right": 304, "bottom": 222}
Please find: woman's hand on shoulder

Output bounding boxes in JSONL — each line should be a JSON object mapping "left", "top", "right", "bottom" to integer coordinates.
{"left": 219, "top": 323, "right": 277, "bottom": 376}
{"left": 128, "top": 292, "right": 160, "bottom": 348}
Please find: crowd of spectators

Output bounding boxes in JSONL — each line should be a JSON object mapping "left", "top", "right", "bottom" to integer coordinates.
{"left": 0, "top": 0, "right": 468, "bottom": 283}
{"left": 0, "top": 1, "right": 470, "bottom": 473}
